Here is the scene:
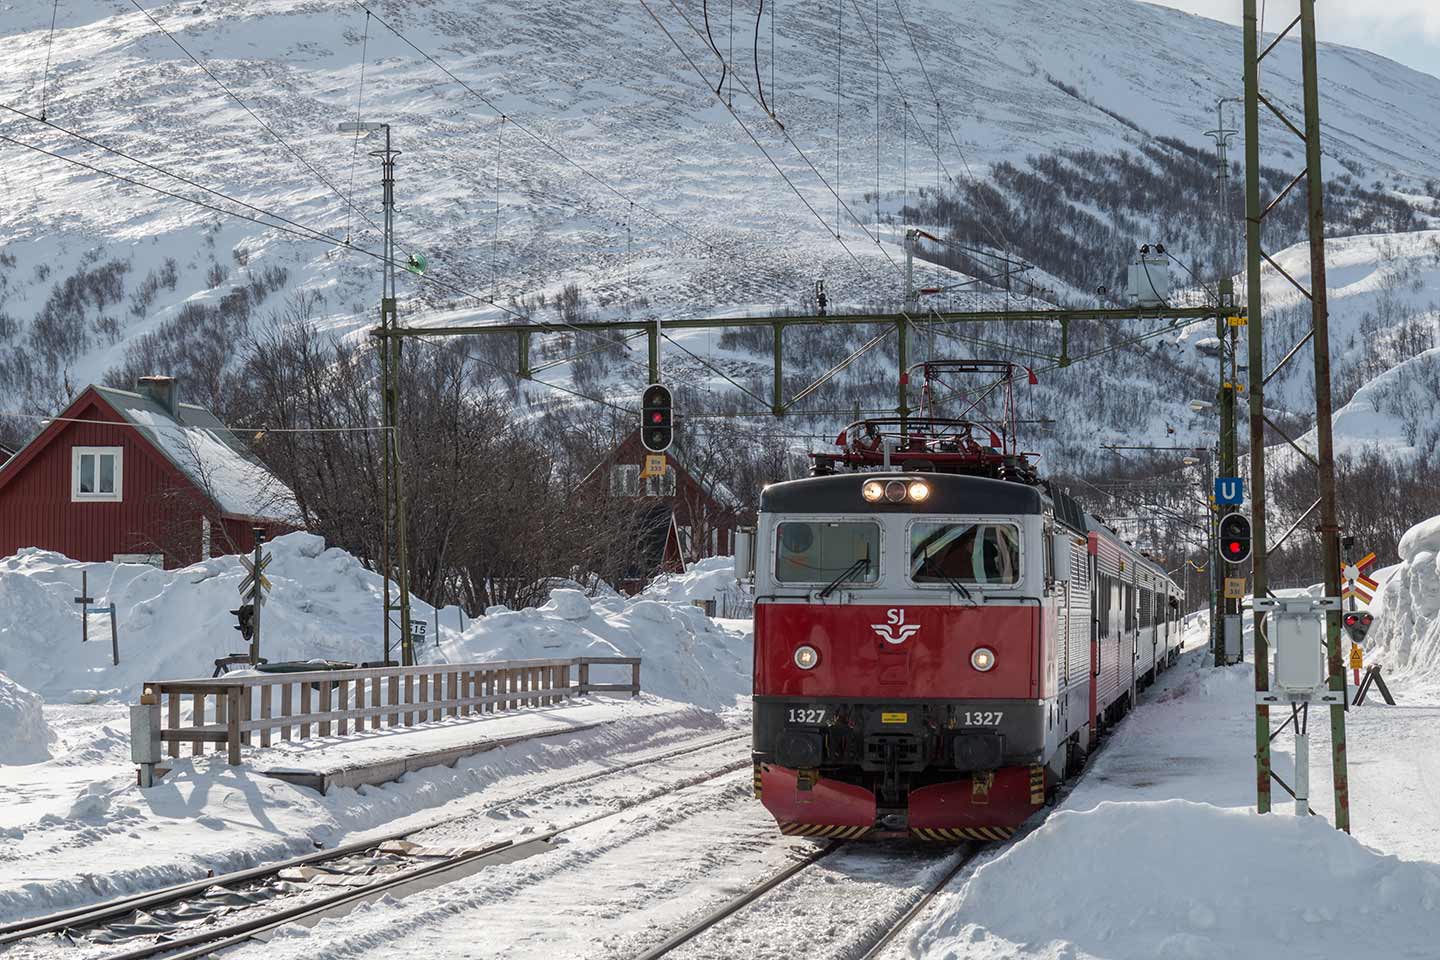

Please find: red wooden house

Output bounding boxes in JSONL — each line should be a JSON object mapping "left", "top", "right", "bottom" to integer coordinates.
{"left": 0, "top": 376, "right": 300, "bottom": 567}
{"left": 578, "top": 429, "right": 740, "bottom": 592}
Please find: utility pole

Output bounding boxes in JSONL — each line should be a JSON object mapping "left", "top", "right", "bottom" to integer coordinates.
{"left": 380, "top": 125, "right": 415, "bottom": 668}
{"left": 1300, "top": 0, "right": 1349, "bottom": 834}
{"left": 1242, "top": 0, "right": 1272, "bottom": 817}
{"left": 341, "top": 119, "right": 412, "bottom": 667}
{"left": 1242, "top": 0, "right": 1349, "bottom": 830}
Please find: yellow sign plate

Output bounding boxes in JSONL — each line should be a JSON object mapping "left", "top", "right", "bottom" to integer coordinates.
{"left": 1349, "top": 644, "right": 1364, "bottom": 669}
{"left": 880, "top": 712, "right": 908, "bottom": 724}
{"left": 1224, "top": 577, "right": 1247, "bottom": 600}
{"left": 640, "top": 453, "right": 667, "bottom": 478}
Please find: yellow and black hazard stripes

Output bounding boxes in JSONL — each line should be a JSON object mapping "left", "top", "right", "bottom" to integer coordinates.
{"left": 910, "top": 826, "right": 1016, "bottom": 842}
{"left": 1029, "top": 765, "right": 1046, "bottom": 805}
{"left": 777, "top": 821, "right": 872, "bottom": 839}
{"left": 753, "top": 762, "right": 763, "bottom": 799}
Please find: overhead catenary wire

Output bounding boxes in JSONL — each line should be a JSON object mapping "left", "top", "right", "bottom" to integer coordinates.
{"left": 407, "top": 335, "right": 639, "bottom": 416}
{"left": 0, "top": 410, "right": 394, "bottom": 434}
{"left": 0, "top": 118, "right": 539, "bottom": 323}
{"left": 641, "top": 0, "right": 882, "bottom": 281}
{"left": 350, "top": 0, "right": 751, "bottom": 270}
{"left": 344, "top": 10, "right": 372, "bottom": 245}
{"left": 650, "top": 0, "right": 906, "bottom": 284}
{"left": 126, "top": 0, "right": 388, "bottom": 244}
{"left": 753, "top": 0, "right": 777, "bottom": 123}
{"left": 40, "top": 0, "right": 60, "bottom": 120}
{"left": 703, "top": 0, "right": 727, "bottom": 96}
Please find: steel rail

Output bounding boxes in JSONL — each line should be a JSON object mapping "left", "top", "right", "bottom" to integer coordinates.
{"left": 98, "top": 752, "right": 754, "bottom": 960}
{"left": 1, "top": 731, "right": 748, "bottom": 947}
{"left": 633, "top": 843, "right": 842, "bottom": 960}
{"left": 855, "top": 846, "right": 979, "bottom": 960}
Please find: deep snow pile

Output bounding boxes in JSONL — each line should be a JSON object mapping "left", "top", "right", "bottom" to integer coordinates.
{"left": 438, "top": 588, "right": 750, "bottom": 712}
{"left": 639, "top": 556, "right": 739, "bottom": 605}
{"left": 1368, "top": 514, "right": 1440, "bottom": 681}
{"left": 911, "top": 800, "right": 1440, "bottom": 959}
{"left": 0, "top": 672, "right": 52, "bottom": 764}
{"left": 0, "top": 533, "right": 456, "bottom": 700}
{"left": 0, "top": 535, "right": 751, "bottom": 710}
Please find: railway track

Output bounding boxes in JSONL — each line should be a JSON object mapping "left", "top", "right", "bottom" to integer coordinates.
{"left": 633, "top": 841, "right": 979, "bottom": 960}
{"left": 0, "top": 730, "right": 749, "bottom": 958}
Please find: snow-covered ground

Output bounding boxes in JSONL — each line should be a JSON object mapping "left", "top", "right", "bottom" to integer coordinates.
{"left": 0, "top": 532, "right": 755, "bottom": 931}
{"left": 10, "top": 513, "right": 1440, "bottom": 956}
{"left": 0, "top": 531, "right": 751, "bottom": 706}
{"left": 896, "top": 533, "right": 1440, "bottom": 958}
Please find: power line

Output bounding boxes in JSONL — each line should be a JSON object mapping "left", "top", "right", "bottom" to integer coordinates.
{"left": 647, "top": 0, "right": 902, "bottom": 285}
{"left": 351, "top": 0, "right": 749, "bottom": 268}
{"left": 344, "top": 10, "right": 373, "bottom": 245}
{"left": 126, "top": 0, "right": 386, "bottom": 243}
{"left": 407, "top": 335, "right": 639, "bottom": 416}
{"left": 0, "top": 410, "right": 392, "bottom": 434}
{"left": 40, "top": 0, "right": 60, "bottom": 120}
{"left": 0, "top": 118, "right": 534, "bottom": 322}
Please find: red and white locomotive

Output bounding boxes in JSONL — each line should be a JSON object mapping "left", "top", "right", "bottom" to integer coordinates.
{"left": 748, "top": 363, "right": 1184, "bottom": 841}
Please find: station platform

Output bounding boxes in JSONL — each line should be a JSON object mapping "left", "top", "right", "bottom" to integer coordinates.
{"left": 253, "top": 699, "right": 678, "bottom": 794}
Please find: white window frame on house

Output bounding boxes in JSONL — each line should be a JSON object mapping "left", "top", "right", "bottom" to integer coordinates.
{"left": 646, "top": 466, "right": 677, "bottom": 497}
{"left": 71, "top": 447, "right": 123, "bottom": 502}
{"left": 610, "top": 463, "right": 641, "bottom": 497}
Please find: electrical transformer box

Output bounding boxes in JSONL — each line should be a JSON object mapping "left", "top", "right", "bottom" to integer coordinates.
{"left": 1126, "top": 257, "right": 1171, "bottom": 307}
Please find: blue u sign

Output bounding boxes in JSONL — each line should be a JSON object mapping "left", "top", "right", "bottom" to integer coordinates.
{"left": 1215, "top": 477, "right": 1244, "bottom": 505}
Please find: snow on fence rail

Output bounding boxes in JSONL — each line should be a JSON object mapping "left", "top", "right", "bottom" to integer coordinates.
{"left": 130, "top": 657, "right": 641, "bottom": 778}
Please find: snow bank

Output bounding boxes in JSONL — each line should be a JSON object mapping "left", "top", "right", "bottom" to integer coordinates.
{"left": 439, "top": 588, "right": 751, "bottom": 711}
{"left": 0, "top": 672, "right": 52, "bottom": 764}
{"left": 913, "top": 799, "right": 1440, "bottom": 959}
{"left": 1368, "top": 514, "right": 1440, "bottom": 680}
{"left": 0, "top": 533, "right": 454, "bottom": 700}
{"left": 640, "top": 556, "right": 737, "bottom": 604}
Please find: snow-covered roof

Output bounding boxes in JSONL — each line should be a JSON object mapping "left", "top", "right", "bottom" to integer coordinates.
{"left": 92, "top": 385, "right": 301, "bottom": 524}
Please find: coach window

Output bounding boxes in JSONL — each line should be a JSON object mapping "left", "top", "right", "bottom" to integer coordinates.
{"left": 910, "top": 521, "right": 1020, "bottom": 585}
{"left": 775, "top": 521, "right": 880, "bottom": 584}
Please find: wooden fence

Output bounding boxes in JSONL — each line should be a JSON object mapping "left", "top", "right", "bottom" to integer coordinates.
{"left": 132, "top": 657, "right": 640, "bottom": 771}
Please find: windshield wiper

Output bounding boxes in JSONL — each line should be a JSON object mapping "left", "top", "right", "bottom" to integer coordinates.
{"left": 818, "top": 556, "right": 869, "bottom": 599}
{"left": 920, "top": 562, "right": 979, "bottom": 606}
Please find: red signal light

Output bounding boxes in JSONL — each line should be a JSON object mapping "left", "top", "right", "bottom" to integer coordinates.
{"left": 651, "top": 412, "right": 663, "bottom": 423}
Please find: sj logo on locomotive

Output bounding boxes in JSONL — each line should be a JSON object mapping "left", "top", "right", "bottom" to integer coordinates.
{"left": 871, "top": 608, "right": 921, "bottom": 645}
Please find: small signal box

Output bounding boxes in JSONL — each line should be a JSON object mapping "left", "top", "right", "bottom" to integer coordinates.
{"left": 641, "top": 383, "right": 673, "bottom": 453}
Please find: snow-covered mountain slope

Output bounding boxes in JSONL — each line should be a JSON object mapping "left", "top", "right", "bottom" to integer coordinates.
{"left": 2, "top": 0, "right": 1438, "bottom": 456}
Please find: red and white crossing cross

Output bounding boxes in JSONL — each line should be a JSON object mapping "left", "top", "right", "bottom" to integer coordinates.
{"left": 1341, "top": 551, "right": 1379, "bottom": 603}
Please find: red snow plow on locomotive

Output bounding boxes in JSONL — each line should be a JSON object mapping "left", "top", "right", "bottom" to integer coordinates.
{"left": 748, "top": 362, "right": 1184, "bottom": 841}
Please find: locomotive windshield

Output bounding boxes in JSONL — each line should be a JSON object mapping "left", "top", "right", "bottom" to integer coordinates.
{"left": 775, "top": 521, "right": 880, "bottom": 584}
{"left": 910, "top": 521, "right": 1020, "bottom": 585}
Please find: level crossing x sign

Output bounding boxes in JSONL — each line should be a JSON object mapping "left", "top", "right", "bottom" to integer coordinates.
{"left": 238, "top": 552, "right": 273, "bottom": 607}
{"left": 1214, "top": 477, "right": 1244, "bottom": 506}
{"left": 1341, "top": 551, "right": 1378, "bottom": 603}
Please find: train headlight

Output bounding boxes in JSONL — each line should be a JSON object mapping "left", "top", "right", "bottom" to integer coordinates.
{"left": 970, "top": 647, "right": 996, "bottom": 672}
{"left": 908, "top": 480, "right": 930, "bottom": 502}
{"left": 794, "top": 645, "right": 820, "bottom": 670}
{"left": 885, "top": 480, "right": 907, "bottom": 502}
{"left": 862, "top": 480, "right": 884, "bottom": 502}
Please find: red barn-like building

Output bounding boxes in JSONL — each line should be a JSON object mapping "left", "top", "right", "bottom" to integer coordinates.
{"left": 578, "top": 429, "right": 740, "bottom": 592}
{"left": 0, "top": 377, "right": 300, "bottom": 567}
